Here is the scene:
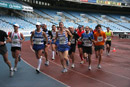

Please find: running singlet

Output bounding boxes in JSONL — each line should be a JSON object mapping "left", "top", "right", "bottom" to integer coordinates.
{"left": 58, "top": 31, "right": 68, "bottom": 45}
{"left": 94, "top": 31, "right": 106, "bottom": 46}
{"left": 82, "top": 32, "right": 94, "bottom": 47}
{"left": 52, "top": 31, "right": 56, "bottom": 40}
{"left": 105, "top": 31, "right": 112, "bottom": 41}
{"left": 11, "top": 32, "right": 21, "bottom": 47}
{"left": 77, "top": 30, "right": 85, "bottom": 44}
{"left": 33, "top": 30, "right": 44, "bottom": 45}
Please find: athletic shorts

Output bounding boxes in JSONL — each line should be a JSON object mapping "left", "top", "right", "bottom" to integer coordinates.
{"left": 106, "top": 41, "right": 111, "bottom": 46}
{"left": 51, "top": 39, "right": 55, "bottom": 44}
{"left": 11, "top": 47, "right": 21, "bottom": 52}
{"left": 33, "top": 44, "right": 45, "bottom": 51}
{"left": 69, "top": 44, "right": 76, "bottom": 55}
{"left": 57, "top": 44, "right": 70, "bottom": 52}
{"left": 95, "top": 45, "right": 104, "bottom": 51}
{"left": 83, "top": 46, "right": 92, "bottom": 54}
{"left": 0, "top": 45, "right": 7, "bottom": 55}
{"left": 78, "top": 44, "right": 82, "bottom": 48}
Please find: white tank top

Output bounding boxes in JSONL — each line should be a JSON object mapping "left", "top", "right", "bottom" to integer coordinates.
{"left": 11, "top": 32, "right": 21, "bottom": 47}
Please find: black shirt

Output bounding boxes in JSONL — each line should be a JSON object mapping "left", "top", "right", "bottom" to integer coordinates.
{"left": 69, "top": 30, "right": 79, "bottom": 45}
{"left": 0, "top": 30, "right": 7, "bottom": 42}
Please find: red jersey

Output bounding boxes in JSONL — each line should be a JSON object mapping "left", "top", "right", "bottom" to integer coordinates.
{"left": 77, "top": 30, "right": 85, "bottom": 44}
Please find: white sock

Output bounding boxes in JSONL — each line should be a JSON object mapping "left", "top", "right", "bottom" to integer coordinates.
{"left": 37, "top": 58, "right": 42, "bottom": 70}
{"left": 52, "top": 51, "right": 55, "bottom": 58}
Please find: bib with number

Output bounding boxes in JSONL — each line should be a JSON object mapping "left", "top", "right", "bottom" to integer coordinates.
{"left": 83, "top": 38, "right": 92, "bottom": 47}
{"left": 107, "top": 36, "right": 111, "bottom": 40}
{"left": 59, "top": 36, "right": 66, "bottom": 44}
{"left": 97, "top": 36, "right": 103, "bottom": 42}
{"left": 71, "top": 38, "right": 75, "bottom": 44}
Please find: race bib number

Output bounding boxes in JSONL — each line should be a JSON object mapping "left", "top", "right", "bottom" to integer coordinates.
{"left": 12, "top": 41, "right": 18, "bottom": 44}
{"left": 71, "top": 38, "right": 75, "bottom": 44}
{"left": 34, "top": 39, "right": 44, "bottom": 44}
{"left": 107, "top": 36, "right": 111, "bottom": 40}
{"left": 59, "top": 37, "right": 66, "bottom": 44}
{"left": 97, "top": 36, "right": 103, "bottom": 42}
{"left": 83, "top": 38, "right": 92, "bottom": 47}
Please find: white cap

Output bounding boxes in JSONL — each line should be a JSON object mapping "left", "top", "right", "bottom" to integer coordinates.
{"left": 13, "top": 24, "right": 19, "bottom": 27}
{"left": 36, "top": 22, "right": 41, "bottom": 26}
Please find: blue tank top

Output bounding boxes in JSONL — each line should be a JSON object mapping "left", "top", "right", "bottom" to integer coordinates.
{"left": 58, "top": 30, "right": 68, "bottom": 45}
{"left": 33, "top": 30, "right": 44, "bottom": 45}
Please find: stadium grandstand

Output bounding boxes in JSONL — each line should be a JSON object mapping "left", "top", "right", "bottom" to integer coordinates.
{"left": 0, "top": 0, "right": 130, "bottom": 36}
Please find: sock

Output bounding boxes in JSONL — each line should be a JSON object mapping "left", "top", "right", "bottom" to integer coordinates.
{"left": 80, "top": 54, "right": 83, "bottom": 61}
{"left": 37, "top": 58, "right": 42, "bottom": 70}
{"left": 52, "top": 51, "right": 55, "bottom": 58}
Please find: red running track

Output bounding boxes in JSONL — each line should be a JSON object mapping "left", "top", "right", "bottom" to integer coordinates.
{"left": 21, "top": 37, "right": 130, "bottom": 87}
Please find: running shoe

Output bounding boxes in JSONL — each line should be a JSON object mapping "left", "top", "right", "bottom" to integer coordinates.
{"left": 80, "top": 61, "right": 84, "bottom": 64}
{"left": 10, "top": 68, "right": 14, "bottom": 77}
{"left": 52, "top": 57, "right": 55, "bottom": 60}
{"left": 71, "top": 64, "right": 75, "bottom": 68}
{"left": 62, "top": 68, "right": 68, "bottom": 73}
{"left": 36, "top": 69, "right": 40, "bottom": 74}
{"left": 88, "top": 66, "right": 92, "bottom": 70}
{"left": 13, "top": 67, "right": 17, "bottom": 72}
{"left": 97, "top": 64, "right": 102, "bottom": 69}
{"left": 45, "top": 61, "right": 49, "bottom": 66}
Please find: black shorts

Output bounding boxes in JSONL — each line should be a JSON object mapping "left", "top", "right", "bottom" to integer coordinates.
{"left": 78, "top": 44, "right": 82, "bottom": 48}
{"left": 95, "top": 45, "right": 104, "bottom": 51}
{"left": 83, "top": 46, "right": 92, "bottom": 54}
{"left": 106, "top": 41, "right": 111, "bottom": 46}
{"left": 0, "top": 45, "right": 7, "bottom": 55}
{"left": 11, "top": 47, "right": 21, "bottom": 52}
{"left": 69, "top": 44, "right": 76, "bottom": 55}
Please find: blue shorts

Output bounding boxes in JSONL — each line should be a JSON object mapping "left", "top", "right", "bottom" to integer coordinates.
{"left": 55, "top": 40, "right": 59, "bottom": 46}
{"left": 51, "top": 40, "right": 55, "bottom": 44}
{"left": 33, "top": 44, "right": 45, "bottom": 51}
{"left": 57, "top": 44, "right": 70, "bottom": 52}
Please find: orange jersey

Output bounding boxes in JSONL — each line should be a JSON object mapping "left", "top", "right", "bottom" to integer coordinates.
{"left": 94, "top": 31, "right": 106, "bottom": 46}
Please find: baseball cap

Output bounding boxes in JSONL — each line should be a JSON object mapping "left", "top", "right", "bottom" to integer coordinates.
{"left": 13, "top": 24, "right": 19, "bottom": 27}
{"left": 36, "top": 22, "right": 41, "bottom": 26}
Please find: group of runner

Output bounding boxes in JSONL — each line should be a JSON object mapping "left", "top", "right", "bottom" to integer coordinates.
{"left": 30, "top": 22, "right": 113, "bottom": 73}
{"left": 0, "top": 22, "right": 113, "bottom": 77}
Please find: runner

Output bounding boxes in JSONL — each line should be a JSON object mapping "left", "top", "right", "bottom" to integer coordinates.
{"left": 68, "top": 26, "right": 78, "bottom": 68}
{"left": 30, "top": 22, "right": 48, "bottom": 73}
{"left": 54, "top": 22, "right": 73, "bottom": 73}
{"left": 77, "top": 25, "right": 85, "bottom": 64}
{"left": 41, "top": 24, "right": 52, "bottom": 66}
{"left": 51, "top": 25, "right": 57, "bottom": 60}
{"left": 81, "top": 26, "right": 94, "bottom": 70}
{"left": 105, "top": 27, "right": 113, "bottom": 56}
{"left": 94, "top": 24, "right": 106, "bottom": 69}
{"left": 9, "top": 24, "right": 25, "bottom": 72}
{"left": 0, "top": 30, "right": 13, "bottom": 77}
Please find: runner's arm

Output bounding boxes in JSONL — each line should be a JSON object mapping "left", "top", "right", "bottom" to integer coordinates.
{"left": 66, "top": 30, "right": 73, "bottom": 42}
{"left": 43, "top": 31, "right": 48, "bottom": 44}
{"left": 30, "top": 31, "right": 34, "bottom": 45}
{"left": 20, "top": 33, "right": 25, "bottom": 43}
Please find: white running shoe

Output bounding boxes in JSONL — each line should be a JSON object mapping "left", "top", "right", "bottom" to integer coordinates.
{"left": 71, "top": 64, "right": 75, "bottom": 68}
{"left": 88, "top": 66, "right": 92, "bottom": 70}
{"left": 62, "top": 68, "right": 68, "bottom": 73}
{"left": 36, "top": 68, "right": 40, "bottom": 74}
{"left": 45, "top": 61, "right": 49, "bottom": 66}
{"left": 97, "top": 64, "right": 102, "bottom": 69}
{"left": 13, "top": 67, "right": 17, "bottom": 72}
{"left": 10, "top": 68, "right": 14, "bottom": 77}
{"left": 52, "top": 57, "right": 55, "bottom": 60}
{"left": 80, "top": 61, "right": 84, "bottom": 64}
